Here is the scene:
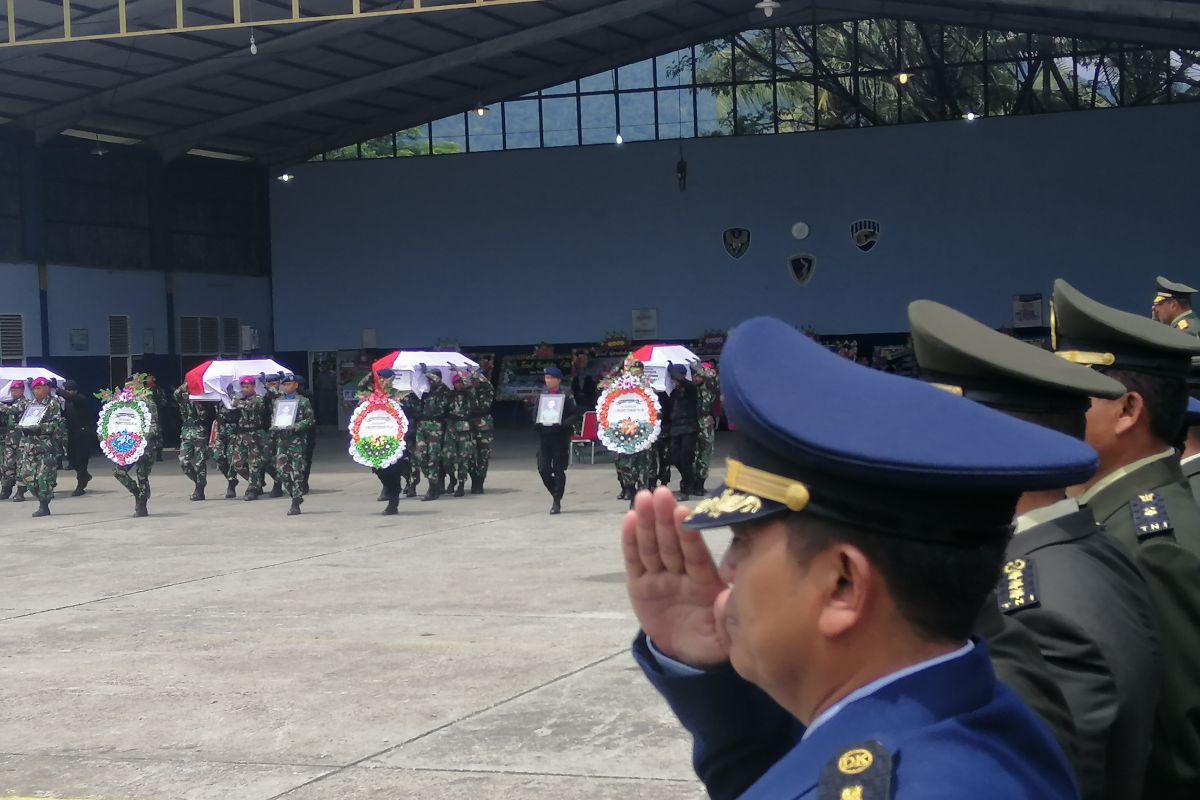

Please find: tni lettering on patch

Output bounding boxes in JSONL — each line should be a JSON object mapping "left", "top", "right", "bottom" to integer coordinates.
{"left": 1130, "top": 491, "right": 1173, "bottom": 541}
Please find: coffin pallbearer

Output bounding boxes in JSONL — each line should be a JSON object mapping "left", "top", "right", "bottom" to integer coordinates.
{"left": 691, "top": 362, "right": 720, "bottom": 497}
{"left": 173, "top": 382, "right": 214, "bottom": 501}
{"left": 414, "top": 366, "right": 451, "bottom": 503}
{"left": 0, "top": 380, "right": 27, "bottom": 500}
{"left": 16, "top": 377, "right": 65, "bottom": 518}
{"left": 665, "top": 363, "right": 700, "bottom": 501}
{"left": 213, "top": 382, "right": 242, "bottom": 498}
{"left": 444, "top": 369, "right": 475, "bottom": 498}
{"left": 271, "top": 373, "right": 314, "bottom": 516}
{"left": 467, "top": 366, "right": 495, "bottom": 494}
{"left": 233, "top": 376, "right": 269, "bottom": 501}
{"left": 261, "top": 372, "right": 285, "bottom": 498}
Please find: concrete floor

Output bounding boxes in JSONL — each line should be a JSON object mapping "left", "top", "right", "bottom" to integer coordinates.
{"left": 0, "top": 430, "right": 722, "bottom": 799}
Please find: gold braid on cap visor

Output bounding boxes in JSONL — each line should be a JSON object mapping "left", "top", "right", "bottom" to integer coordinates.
{"left": 1056, "top": 350, "right": 1116, "bottom": 367}
{"left": 722, "top": 458, "right": 811, "bottom": 512}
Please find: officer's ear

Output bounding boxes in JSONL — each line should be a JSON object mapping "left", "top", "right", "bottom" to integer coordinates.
{"left": 814, "top": 542, "right": 875, "bottom": 640}
{"left": 1113, "top": 391, "right": 1145, "bottom": 438}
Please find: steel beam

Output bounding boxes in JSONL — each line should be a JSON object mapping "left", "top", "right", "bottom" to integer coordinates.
{"left": 153, "top": 0, "right": 689, "bottom": 160}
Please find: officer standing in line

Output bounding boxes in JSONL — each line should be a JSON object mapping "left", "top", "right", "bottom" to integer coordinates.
{"left": 1151, "top": 276, "right": 1200, "bottom": 335}
{"left": 444, "top": 370, "right": 474, "bottom": 498}
{"left": 58, "top": 380, "right": 94, "bottom": 497}
{"left": 691, "top": 361, "right": 719, "bottom": 498}
{"left": 233, "top": 376, "right": 268, "bottom": 501}
{"left": 1, "top": 380, "right": 27, "bottom": 500}
{"left": 623, "top": 316, "right": 1086, "bottom": 799}
{"left": 262, "top": 372, "right": 284, "bottom": 498}
{"left": 272, "top": 373, "right": 314, "bottom": 516}
{"left": 909, "top": 299, "right": 1160, "bottom": 800}
{"left": 533, "top": 366, "right": 577, "bottom": 515}
{"left": 1053, "top": 278, "right": 1200, "bottom": 796}
{"left": 214, "top": 381, "right": 241, "bottom": 499}
{"left": 173, "top": 382, "right": 213, "bottom": 501}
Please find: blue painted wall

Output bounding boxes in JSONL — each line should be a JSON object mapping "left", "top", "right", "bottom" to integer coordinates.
{"left": 271, "top": 102, "right": 1198, "bottom": 350}
{"left": 45, "top": 265, "right": 168, "bottom": 356}
{"left": 0, "top": 262, "right": 43, "bottom": 357}
{"left": 172, "top": 272, "right": 273, "bottom": 352}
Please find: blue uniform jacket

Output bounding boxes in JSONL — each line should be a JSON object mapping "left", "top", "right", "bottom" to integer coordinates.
{"left": 634, "top": 632, "right": 1079, "bottom": 799}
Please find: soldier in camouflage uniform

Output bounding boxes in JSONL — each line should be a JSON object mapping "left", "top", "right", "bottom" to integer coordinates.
{"left": 213, "top": 382, "right": 241, "bottom": 498}
{"left": 16, "top": 377, "right": 65, "bottom": 517}
{"left": 467, "top": 366, "right": 495, "bottom": 494}
{"left": 111, "top": 374, "right": 160, "bottom": 517}
{"left": 262, "top": 373, "right": 284, "bottom": 498}
{"left": 611, "top": 360, "right": 658, "bottom": 507}
{"left": 691, "top": 361, "right": 720, "bottom": 497}
{"left": 444, "top": 370, "right": 475, "bottom": 498}
{"left": 233, "top": 376, "right": 268, "bottom": 500}
{"left": 0, "top": 380, "right": 27, "bottom": 501}
{"left": 272, "top": 374, "right": 314, "bottom": 516}
{"left": 414, "top": 367, "right": 450, "bottom": 502}
{"left": 174, "top": 382, "right": 214, "bottom": 501}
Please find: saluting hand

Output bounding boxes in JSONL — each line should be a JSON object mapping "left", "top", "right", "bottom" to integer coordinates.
{"left": 623, "top": 487, "right": 730, "bottom": 668}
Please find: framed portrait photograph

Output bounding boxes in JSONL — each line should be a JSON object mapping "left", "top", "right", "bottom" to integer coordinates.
{"left": 272, "top": 398, "right": 299, "bottom": 429}
{"left": 18, "top": 404, "right": 47, "bottom": 428}
{"left": 536, "top": 394, "right": 565, "bottom": 426}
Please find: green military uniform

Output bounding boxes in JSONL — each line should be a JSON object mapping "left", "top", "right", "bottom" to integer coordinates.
{"left": 414, "top": 373, "right": 450, "bottom": 502}
{"left": 174, "top": 383, "right": 212, "bottom": 500}
{"left": 1154, "top": 276, "right": 1200, "bottom": 336}
{"left": 0, "top": 389, "right": 27, "bottom": 499}
{"left": 270, "top": 382, "right": 314, "bottom": 515}
{"left": 233, "top": 389, "right": 268, "bottom": 499}
{"left": 213, "top": 394, "right": 241, "bottom": 498}
{"left": 692, "top": 363, "right": 719, "bottom": 496}
{"left": 1055, "top": 278, "right": 1200, "bottom": 797}
{"left": 262, "top": 378, "right": 284, "bottom": 497}
{"left": 16, "top": 394, "right": 65, "bottom": 516}
{"left": 444, "top": 376, "right": 474, "bottom": 498}
{"left": 112, "top": 388, "right": 159, "bottom": 516}
{"left": 910, "top": 299, "right": 1160, "bottom": 799}
{"left": 467, "top": 370, "right": 495, "bottom": 493}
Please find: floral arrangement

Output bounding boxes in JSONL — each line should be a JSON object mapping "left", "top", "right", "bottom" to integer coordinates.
{"left": 94, "top": 375, "right": 152, "bottom": 403}
{"left": 596, "top": 373, "right": 662, "bottom": 455}
{"left": 347, "top": 393, "right": 409, "bottom": 469}
{"left": 96, "top": 394, "right": 152, "bottom": 467}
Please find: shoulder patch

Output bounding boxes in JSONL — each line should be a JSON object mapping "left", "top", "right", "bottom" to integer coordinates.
{"left": 997, "top": 557, "right": 1040, "bottom": 614}
{"left": 1179, "top": 319, "right": 1190, "bottom": 331}
{"left": 819, "top": 741, "right": 893, "bottom": 800}
{"left": 1130, "top": 491, "right": 1174, "bottom": 541}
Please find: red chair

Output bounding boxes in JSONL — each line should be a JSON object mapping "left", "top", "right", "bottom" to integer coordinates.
{"left": 571, "top": 410, "right": 600, "bottom": 464}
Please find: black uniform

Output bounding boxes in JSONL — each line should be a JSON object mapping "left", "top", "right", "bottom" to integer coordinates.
{"left": 534, "top": 391, "right": 578, "bottom": 510}
{"left": 666, "top": 379, "right": 700, "bottom": 496}
{"left": 60, "top": 390, "right": 95, "bottom": 491}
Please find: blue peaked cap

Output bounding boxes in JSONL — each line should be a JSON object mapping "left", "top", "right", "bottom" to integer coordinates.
{"left": 1187, "top": 396, "right": 1200, "bottom": 427}
{"left": 684, "top": 317, "right": 1099, "bottom": 540}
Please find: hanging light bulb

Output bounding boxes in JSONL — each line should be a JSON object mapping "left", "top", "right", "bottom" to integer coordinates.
{"left": 755, "top": 0, "right": 780, "bottom": 18}
{"left": 963, "top": 110, "right": 977, "bottom": 121}
{"left": 249, "top": 31, "right": 258, "bottom": 56}
{"left": 615, "top": 132, "right": 624, "bottom": 145}
{"left": 474, "top": 103, "right": 489, "bottom": 117}
{"left": 896, "top": 72, "right": 911, "bottom": 85}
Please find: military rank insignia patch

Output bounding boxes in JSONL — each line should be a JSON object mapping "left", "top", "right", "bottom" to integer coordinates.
{"left": 818, "top": 741, "right": 892, "bottom": 800}
{"left": 997, "top": 557, "right": 1039, "bottom": 613}
{"left": 1130, "top": 491, "right": 1173, "bottom": 541}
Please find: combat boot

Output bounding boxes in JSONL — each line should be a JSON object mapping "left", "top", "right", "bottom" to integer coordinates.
{"left": 244, "top": 487, "right": 260, "bottom": 501}
{"left": 470, "top": 473, "right": 483, "bottom": 495}
{"left": 32, "top": 498, "right": 50, "bottom": 518}
{"left": 692, "top": 484, "right": 707, "bottom": 497}
{"left": 382, "top": 498, "right": 399, "bottom": 516}
{"left": 550, "top": 497, "right": 562, "bottom": 515}
{"left": 72, "top": 480, "right": 86, "bottom": 497}
{"left": 405, "top": 483, "right": 418, "bottom": 498}
{"left": 12, "top": 486, "right": 26, "bottom": 502}
{"left": 270, "top": 481, "right": 284, "bottom": 498}
{"left": 617, "top": 486, "right": 629, "bottom": 500}
{"left": 377, "top": 487, "right": 388, "bottom": 501}
{"left": 190, "top": 485, "right": 205, "bottom": 501}
{"left": 421, "top": 486, "right": 439, "bottom": 502}
{"left": 300, "top": 479, "right": 309, "bottom": 495}
{"left": 453, "top": 481, "right": 465, "bottom": 498}
{"left": 135, "top": 497, "right": 149, "bottom": 517}
{"left": 287, "top": 496, "right": 302, "bottom": 516}
{"left": 225, "top": 479, "right": 238, "bottom": 499}
{"left": 0, "top": 484, "right": 12, "bottom": 500}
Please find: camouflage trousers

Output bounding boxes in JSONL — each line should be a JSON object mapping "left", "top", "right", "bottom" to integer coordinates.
{"left": 1, "top": 432, "right": 21, "bottom": 489}
{"left": 114, "top": 451, "right": 155, "bottom": 501}
{"left": 233, "top": 431, "right": 267, "bottom": 491}
{"left": 213, "top": 424, "right": 238, "bottom": 482}
{"left": 17, "top": 441, "right": 58, "bottom": 500}
{"left": 179, "top": 428, "right": 209, "bottom": 488}
{"left": 274, "top": 432, "right": 308, "bottom": 499}
{"left": 264, "top": 432, "right": 280, "bottom": 484}
{"left": 444, "top": 426, "right": 476, "bottom": 483}
{"left": 615, "top": 448, "right": 656, "bottom": 492}
{"left": 471, "top": 419, "right": 494, "bottom": 481}
{"left": 413, "top": 422, "right": 445, "bottom": 482}
{"left": 693, "top": 418, "right": 715, "bottom": 490}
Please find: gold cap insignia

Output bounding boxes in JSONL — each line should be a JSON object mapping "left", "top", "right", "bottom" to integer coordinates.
{"left": 689, "top": 489, "right": 763, "bottom": 520}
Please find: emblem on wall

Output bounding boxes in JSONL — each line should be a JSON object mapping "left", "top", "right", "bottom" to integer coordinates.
{"left": 788, "top": 254, "right": 816, "bottom": 286}
{"left": 851, "top": 219, "right": 880, "bottom": 252}
{"left": 723, "top": 227, "right": 751, "bottom": 259}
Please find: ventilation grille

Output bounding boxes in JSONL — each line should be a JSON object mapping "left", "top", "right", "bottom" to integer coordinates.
{"left": 108, "top": 315, "right": 130, "bottom": 356}
{"left": 0, "top": 314, "right": 23, "bottom": 359}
